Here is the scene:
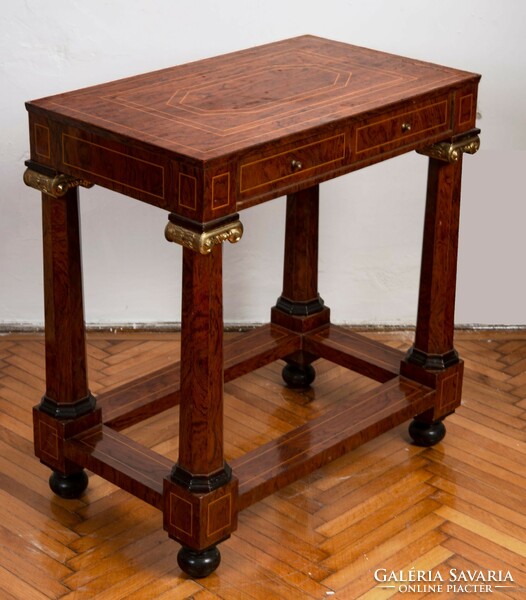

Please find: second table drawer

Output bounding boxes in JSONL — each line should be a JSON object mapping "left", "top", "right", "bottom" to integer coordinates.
{"left": 355, "top": 97, "right": 451, "bottom": 158}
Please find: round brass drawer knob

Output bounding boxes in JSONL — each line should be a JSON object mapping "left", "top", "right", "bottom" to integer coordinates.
{"left": 291, "top": 159, "right": 303, "bottom": 171}
{"left": 401, "top": 122, "right": 412, "bottom": 133}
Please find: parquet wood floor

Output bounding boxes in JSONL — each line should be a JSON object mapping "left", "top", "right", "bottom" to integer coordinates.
{"left": 0, "top": 329, "right": 524, "bottom": 599}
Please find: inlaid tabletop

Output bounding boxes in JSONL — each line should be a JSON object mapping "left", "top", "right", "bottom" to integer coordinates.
{"left": 27, "top": 35, "right": 479, "bottom": 161}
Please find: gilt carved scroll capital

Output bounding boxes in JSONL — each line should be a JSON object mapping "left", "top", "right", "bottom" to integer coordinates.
{"left": 417, "top": 132, "right": 480, "bottom": 163}
{"left": 165, "top": 219, "right": 243, "bottom": 254}
{"left": 24, "top": 168, "right": 94, "bottom": 197}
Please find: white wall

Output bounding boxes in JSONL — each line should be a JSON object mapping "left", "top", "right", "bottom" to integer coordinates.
{"left": 1, "top": 0, "right": 525, "bottom": 327}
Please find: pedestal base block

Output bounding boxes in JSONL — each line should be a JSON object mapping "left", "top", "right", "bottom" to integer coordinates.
{"left": 163, "top": 476, "right": 238, "bottom": 550}
{"left": 33, "top": 406, "right": 102, "bottom": 473}
{"left": 400, "top": 360, "right": 464, "bottom": 420}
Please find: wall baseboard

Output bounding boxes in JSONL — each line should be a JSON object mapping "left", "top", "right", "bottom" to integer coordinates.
{"left": 1, "top": 322, "right": 525, "bottom": 334}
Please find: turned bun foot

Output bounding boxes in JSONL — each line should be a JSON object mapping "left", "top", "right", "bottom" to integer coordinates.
{"left": 177, "top": 545, "right": 221, "bottom": 578}
{"left": 408, "top": 419, "right": 446, "bottom": 447}
{"left": 282, "top": 362, "right": 316, "bottom": 388}
{"left": 49, "top": 470, "right": 89, "bottom": 499}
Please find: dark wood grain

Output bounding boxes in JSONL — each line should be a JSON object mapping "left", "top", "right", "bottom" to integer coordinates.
{"left": 99, "top": 323, "right": 301, "bottom": 430}
{"left": 400, "top": 153, "right": 467, "bottom": 426}
{"left": 25, "top": 36, "right": 481, "bottom": 578}
{"left": 304, "top": 324, "right": 403, "bottom": 382}
{"left": 410, "top": 156, "right": 463, "bottom": 364}
{"left": 176, "top": 245, "right": 226, "bottom": 480}
{"left": 34, "top": 187, "right": 98, "bottom": 483}
{"left": 26, "top": 35, "right": 480, "bottom": 218}
{"left": 276, "top": 186, "right": 323, "bottom": 313}
{"left": 355, "top": 95, "right": 450, "bottom": 159}
{"left": 55, "top": 376, "right": 434, "bottom": 516}
{"left": 270, "top": 186, "right": 332, "bottom": 385}
{"left": 67, "top": 425, "right": 171, "bottom": 509}
{"left": 232, "top": 376, "right": 435, "bottom": 510}
{"left": 40, "top": 189, "right": 91, "bottom": 411}
{"left": 3, "top": 330, "right": 525, "bottom": 595}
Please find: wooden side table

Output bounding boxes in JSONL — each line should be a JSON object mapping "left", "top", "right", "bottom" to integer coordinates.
{"left": 24, "top": 36, "right": 480, "bottom": 578}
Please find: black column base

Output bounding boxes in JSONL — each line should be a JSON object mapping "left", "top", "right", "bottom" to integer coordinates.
{"left": 405, "top": 347, "right": 459, "bottom": 370}
{"left": 39, "top": 393, "right": 96, "bottom": 420}
{"left": 177, "top": 545, "right": 221, "bottom": 579}
{"left": 170, "top": 462, "right": 232, "bottom": 493}
{"left": 49, "top": 470, "right": 89, "bottom": 499}
{"left": 274, "top": 295, "right": 325, "bottom": 317}
{"left": 408, "top": 419, "right": 446, "bottom": 447}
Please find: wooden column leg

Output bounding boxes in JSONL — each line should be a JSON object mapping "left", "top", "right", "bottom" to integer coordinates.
{"left": 401, "top": 154, "right": 465, "bottom": 445}
{"left": 163, "top": 245, "right": 237, "bottom": 578}
{"left": 34, "top": 188, "right": 100, "bottom": 498}
{"left": 271, "top": 185, "right": 330, "bottom": 388}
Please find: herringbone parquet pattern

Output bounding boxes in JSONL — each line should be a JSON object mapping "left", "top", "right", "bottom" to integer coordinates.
{"left": 0, "top": 330, "right": 524, "bottom": 599}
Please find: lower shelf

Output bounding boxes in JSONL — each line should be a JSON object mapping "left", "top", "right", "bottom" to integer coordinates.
{"left": 97, "top": 323, "right": 300, "bottom": 430}
{"left": 232, "top": 375, "right": 434, "bottom": 510}
{"left": 304, "top": 324, "right": 404, "bottom": 382}
{"left": 95, "top": 324, "right": 407, "bottom": 431}
{"left": 66, "top": 425, "right": 170, "bottom": 510}
{"left": 65, "top": 375, "right": 434, "bottom": 512}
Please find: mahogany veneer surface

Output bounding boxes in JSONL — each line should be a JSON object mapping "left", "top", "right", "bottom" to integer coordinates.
{"left": 26, "top": 35, "right": 480, "bottom": 217}
{"left": 25, "top": 36, "right": 482, "bottom": 580}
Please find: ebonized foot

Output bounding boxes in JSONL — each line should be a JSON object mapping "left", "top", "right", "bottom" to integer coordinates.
{"left": 177, "top": 545, "right": 221, "bottom": 578}
{"left": 408, "top": 419, "right": 446, "bottom": 447}
{"left": 282, "top": 362, "right": 316, "bottom": 388}
{"left": 49, "top": 470, "right": 89, "bottom": 499}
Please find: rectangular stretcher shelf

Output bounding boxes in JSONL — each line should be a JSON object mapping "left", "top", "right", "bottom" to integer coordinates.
{"left": 304, "top": 325, "right": 404, "bottom": 382}
{"left": 66, "top": 425, "right": 172, "bottom": 509}
{"left": 232, "top": 376, "right": 435, "bottom": 510}
{"left": 98, "top": 323, "right": 301, "bottom": 430}
{"left": 64, "top": 376, "right": 434, "bottom": 515}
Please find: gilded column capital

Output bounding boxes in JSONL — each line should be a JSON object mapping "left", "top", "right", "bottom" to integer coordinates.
{"left": 417, "top": 132, "right": 480, "bottom": 163}
{"left": 165, "top": 219, "right": 243, "bottom": 254}
{"left": 23, "top": 168, "right": 94, "bottom": 197}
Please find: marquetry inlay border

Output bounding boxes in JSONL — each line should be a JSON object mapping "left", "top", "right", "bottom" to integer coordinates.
{"left": 207, "top": 493, "right": 232, "bottom": 538}
{"left": 169, "top": 492, "right": 193, "bottom": 537}
{"left": 34, "top": 123, "right": 51, "bottom": 159}
{"left": 211, "top": 172, "right": 231, "bottom": 210}
{"left": 62, "top": 134, "right": 166, "bottom": 200}
{"left": 38, "top": 421, "right": 59, "bottom": 461}
{"left": 240, "top": 132, "right": 346, "bottom": 194}
{"left": 355, "top": 99, "right": 449, "bottom": 155}
{"left": 178, "top": 173, "right": 198, "bottom": 211}
{"left": 458, "top": 93, "right": 474, "bottom": 126}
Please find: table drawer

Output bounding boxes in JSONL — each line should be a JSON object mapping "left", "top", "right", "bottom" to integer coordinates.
{"left": 240, "top": 133, "right": 346, "bottom": 195}
{"left": 355, "top": 97, "right": 451, "bottom": 158}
